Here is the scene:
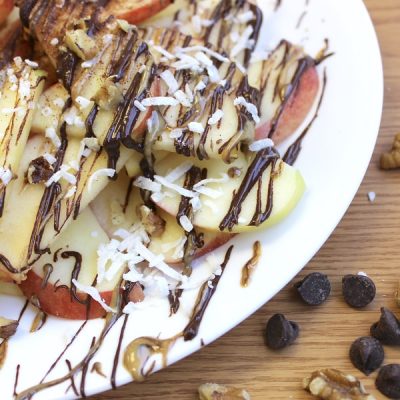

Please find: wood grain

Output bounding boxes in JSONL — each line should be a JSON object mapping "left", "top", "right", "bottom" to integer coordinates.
{"left": 96, "top": 1, "right": 400, "bottom": 398}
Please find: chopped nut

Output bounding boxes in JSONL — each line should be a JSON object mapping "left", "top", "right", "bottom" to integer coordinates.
{"left": 198, "top": 383, "right": 251, "bottom": 400}
{"left": 0, "top": 317, "right": 18, "bottom": 340}
{"left": 227, "top": 167, "right": 242, "bottom": 178}
{"left": 65, "top": 29, "right": 99, "bottom": 60}
{"left": 94, "top": 79, "right": 123, "bottom": 110}
{"left": 303, "top": 369, "right": 376, "bottom": 400}
{"left": 27, "top": 156, "right": 54, "bottom": 184}
{"left": 138, "top": 205, "right": 166, "bottom": 237}
{"left": 381, "top": 133, "right": 400, "bottom": 169}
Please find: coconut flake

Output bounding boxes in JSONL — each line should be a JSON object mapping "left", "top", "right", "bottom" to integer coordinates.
{"left": 237, "top": 10, "right": 255, "bottom": 23}
{"left": 65, "top": 185, "right": 77, "bottom": 198}
{"left": 170, "top": 128, "right": 184, "bottom": 139}
{"left": 50, "top": 38, "right": 59, "bottom": 46}
{"left": 134, "top": 100, "right": 146, "bottom": 112}
{"left": 248, "top": 138, "right": 274, "bottom": 152}
{"left": 154, "top": 175, "right": 196, "bottom": 198}
{"left": 43, "top": 153, "right": 56, "bottom": 164}
{"left": 160, "top": 70, "right": 180, "bottom": 94}
{"left": 230, "top": 26, "right": 254, "bottom": 58}
{"left": 367, "top": 191, "right": 376, "bottom": 203}
{"left": 176, "top": 46, "right": 230, "bottom": 63}
{"left": 141, "top": 97, "right": 179, "bottom": 107}
{"left": 195, "top": 80, "right": 207, "bottom": 92}
{"left": 88, "top": 168, "right": 116, "bottom": 192}
{"left": 174, "top": 90, "right": 192, "bottom": 107}
{"left": 25, "top": 59, "right": 39, "bottom": 68}
{"left": 164, "top": 162, "right": 193, "bottom": 183}
{"left": 234, "top": 96, "right": 260, "bottom": 123}
{"left": 151, "top": 45, "right": 175, "bottom": 60}
{"left": 45, "top": 127, "right": 61, "bottom": 148}
{"left": 188, "top": 121, "right": 204, "bottom": 134}
{"left": 179, "top": 215, "right": 193, "bottom": 232}
{"left": 75, "top": 96, "right": 91, "bottom": 109}
{"left": 45, "top": 164, "right": 77, "bottom": 187}
{"left": 208, "top": 109, "right": 224, "bottom": 125}
{"left": 134, "top": 176, "right": 162, "bottom": 193}
{"left": 72, "top": 279, "right": 115, "bottom": 312}
{"left": 0, "top": 168, "right": 12, "bottom": 185}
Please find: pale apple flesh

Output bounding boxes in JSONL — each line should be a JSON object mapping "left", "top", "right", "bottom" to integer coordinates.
{"left": 19, "top": 208, "right": 117, "bottom": 320}
{"left": 152, "top": 153, "right": 305, "bottom": 233}
{"left": 90, "top": 167, "right": 235, "bottom": 264}
{"left": 255, "top": 41, "right": 320, "bottom": 144}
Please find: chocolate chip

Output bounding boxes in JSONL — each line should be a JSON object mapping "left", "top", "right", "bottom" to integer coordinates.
{"left": 370, "top": 307, "right": 400, "bottom": 345}
{"left": 342, "top": 274, "right": 376, "bottom": 308}
{"left": 349, "top": 336, "right": 384, "bottom": 375}
{"left": 376, "top": 364, "right": 400, "bottom": 399}
{"left": 27, "top": 156, "right": 54, "bottom": 184}
{"left": 265, "top": 314, "right": 299, "bottom": 350}
{"left": 294, "top": 272, "right": 331, "bottom": 305}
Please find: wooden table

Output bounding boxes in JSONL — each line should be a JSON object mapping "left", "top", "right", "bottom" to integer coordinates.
{"left": 98, "top": 1, "right": 400, "bottom": 398}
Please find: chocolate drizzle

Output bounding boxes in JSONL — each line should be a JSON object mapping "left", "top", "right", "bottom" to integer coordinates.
{"left": 283, "top": 69, "right": 327, "bottom": 165}
{"left": 183, "top": 245, "right": 233, "bottom": 340}
{"left": 219, "top": 147, "right": 280, "bottom": 231}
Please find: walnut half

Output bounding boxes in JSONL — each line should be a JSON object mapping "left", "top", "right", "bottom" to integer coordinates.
{"left": 138, "top": 205, "right": 166, "bottom": 237}
{"left": 0, "top": 317, "right": 18, "bottom": 340}
{"left": 198, "top": 383, "right": 250, "bottom": 400}
{"left": 303, "top": 369, "right": 376, "bottom": 400}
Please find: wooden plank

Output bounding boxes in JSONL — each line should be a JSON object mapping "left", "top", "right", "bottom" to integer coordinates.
{"left": 97, "top": 1, "right": 400, "bottom": 398}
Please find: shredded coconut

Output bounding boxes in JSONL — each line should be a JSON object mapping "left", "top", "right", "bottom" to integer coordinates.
{"left": 160, "top": 70, "right": 180, "bottom": 94}
{"left": 134, "top": 99, "right": 146, "bottom": 112}
{"left": 249, "top": 138, "right": 274, "bottom": 152}
{"left": 230, "top": 26, "right": 255, "bottom": 59}
{"left": 234, "top": 96, "right": 260, "bottom": 123}
{"left": 174, "top": 90, "right": 192, "bottom": 107}
{"left": 141, "top": 97, "right": 179, "bottom": 107}
{"left": 164, "top": 162, "right": 193, "bottom": 183}
{"left": 208, "top": 109, "right": 224, "bottom": 125}
{"left": 154, "top": 175, "right": 196, "bottom": 198}
{"left": 50, "top": 38, "right": 59, "bottom": 46}
{"left": 134, "top": 176, "right": 162, "bottom": 192}
{"left": 45, "top": 127, "right": 61, "bottom": 148}
{"left": 43, "top": 153, "right": 56, "bottom": 164}
{"left": 176, "top": 46, "right": 230, "bottom": 63}
{"left": 75, "top": 96, "right": 91, "bottom": 109}
{"left": 25, "top": 59, "right": 39, "bottom": 68}
{"left": 170, "top": 128, "right": 184, "bottom": 139}
{"left": 367, "top": 191, "right": 376, "bottom": 203}
{"left": 188, "top": 121, "right": 204, "bottom": 134}
{"left": 88, "top": 168, "right": 116, "bottom": 192}
{"left": 45, "top": 164, "right": 76, "bottom": 187}
{"left": 179, "top": 215, "right": 193, "bottom": 232}
{"left": 72, "top": 279, "right": 115, "bottom": 312}
{"left": 0, "top": 168, "right": 12, "bottom": 186}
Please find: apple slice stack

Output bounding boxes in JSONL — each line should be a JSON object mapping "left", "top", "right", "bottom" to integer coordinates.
{"left": 0, "top": 0, "right": 321, "bottom": 319}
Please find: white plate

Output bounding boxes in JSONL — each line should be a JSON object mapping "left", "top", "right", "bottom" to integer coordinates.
{"left": 0, "top": 0, "right": 383, "bottom": 398}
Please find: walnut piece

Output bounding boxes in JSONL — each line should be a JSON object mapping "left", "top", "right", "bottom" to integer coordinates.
{"left": 27, "top": 156, "right": 54, "bottom": 184}
{"left": 198, "top": 383, "right": 250, "bottom": 400}
{"left": 381, "top": 133, "right": 400, "bottom": 170}
{"left": 0, "top": 317, "right": 18, "bottom": 340}
{"left": 94, "top": 79, "right": 123, "bottom": 111}
{"left": 303, "top": 369, "right": 376, "bottom": 400}
{"left": 138, "top": 205, "right": 166, "bottom": 237}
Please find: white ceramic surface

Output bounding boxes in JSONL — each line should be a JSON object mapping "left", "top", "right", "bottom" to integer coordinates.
{"left": 0, "top": 0, "right": 383, "bottom": 399}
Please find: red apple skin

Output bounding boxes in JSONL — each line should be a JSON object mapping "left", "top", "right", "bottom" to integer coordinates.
{"left": 0, "top": 0, "right": 13, "bottom": 26}
{"left": 194, "top": 233, "right": 235, "bottom": 260}
{"left": 109, "top": 0, "right": 172, "bottom": 25}
{"left": 19, "top": 271, "right": 113, "bottom": 320}
{"left": 256, "top": 65, "right": 319, "bottom": 145}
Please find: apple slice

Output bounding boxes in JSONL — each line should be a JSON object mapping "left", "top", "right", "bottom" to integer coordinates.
{"left": 0, "top": 281, "right": 23, "bottom": 297}
{"left": 0, "top": 61, "right": 46, "bottom": 199}
{"left": 255, "top": 41, "right": 320, "bottom": 144}
{"left": 90, "top": 168, "right": 234, "bottom": 264}
{"left": 139, "top": 0, "right": 262, "bottom": 69}
{"left": 19, "top": 208, "right": 117, "bottom": 320}
{"left": 0, "top": 0, "right": 13, "bottom": 26}
{"left": 105, "top": 0, "right": 172, "bottom": 25}
{"left": 151, "top": 152, "right": 305, "bottom": 233}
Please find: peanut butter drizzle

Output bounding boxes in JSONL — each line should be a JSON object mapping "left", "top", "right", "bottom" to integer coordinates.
{"left": 240, "top": 241, "right": 262, "bottom": 287}
{"left": 123, "top": 335, "right": 180, "bottom": 382}
{"left": 0, "top": 339, "right": 7, "bottom": 369}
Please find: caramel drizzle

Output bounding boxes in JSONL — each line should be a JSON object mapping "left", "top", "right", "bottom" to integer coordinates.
{"left": 29, "top": 311, "right": 47, "bottom": 333}
{"left": 240, "top": 241, "right": 262, "bottom": 287}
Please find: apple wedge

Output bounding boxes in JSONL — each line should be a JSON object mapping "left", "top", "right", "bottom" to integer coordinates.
{"left": 255, "top": 40, "right": 320, "bottom": 144}
{"left": 0, "top": 0, "right": 13, "bottom": 26}
{"left": 105, "top": 0, "right": 172, "bottom": 25}
{"left": 139, "top": 0, "right": 263, "bottom": 69}
{"left": 90, "top": 168, "right": 234, "bottom": 264}
{"left": 150, "top": 151, "right": 305, "bottom": 233}
{"left": 0, "top": 61, "right": 46, "bottom": 207}
{"left": 19, "top": 208, "right": 117, "bottom": 320}
{"left": 0, "top": 281, "right": 23, "bottom": 297}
